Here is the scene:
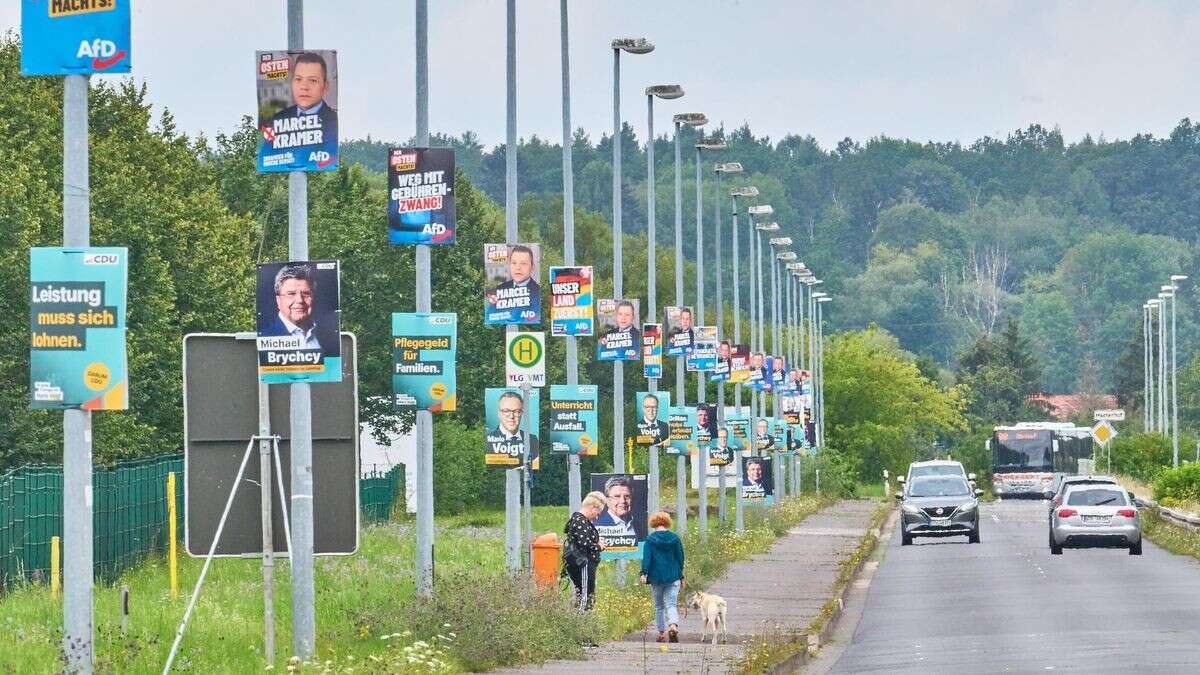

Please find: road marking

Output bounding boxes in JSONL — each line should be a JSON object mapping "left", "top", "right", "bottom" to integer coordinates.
{"left": 991, "top": 514, "right": 1001, "bottom": 523}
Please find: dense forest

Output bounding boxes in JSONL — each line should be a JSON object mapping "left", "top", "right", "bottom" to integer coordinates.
{"left": 345, "top": 119, "right": 1200, "bottom": 396}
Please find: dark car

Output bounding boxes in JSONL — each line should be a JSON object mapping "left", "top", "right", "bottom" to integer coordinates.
{"left": 896, "top": 475, "right": 983, "bottom": 546}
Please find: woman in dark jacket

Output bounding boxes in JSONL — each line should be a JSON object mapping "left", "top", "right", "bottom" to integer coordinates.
{"left": 640, "top": 511, "right": 685, "bottom": 642}
{"left": 563, "top": 491, "right": 606, "bottom": 609}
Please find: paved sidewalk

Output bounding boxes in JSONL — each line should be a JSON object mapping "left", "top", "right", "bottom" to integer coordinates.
{"left": 503, "top": 499, "right": 881, "bottom": 674}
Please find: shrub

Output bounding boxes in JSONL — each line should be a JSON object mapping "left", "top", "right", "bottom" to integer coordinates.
{"left": 1153, "top": 462, "right": 1200, "bottom": 505}
{"left": 799, "top": 449, "right": 859, "bottom": 498}
{"left": 1111, "top": 433, "right": 1181, "bottom": 483}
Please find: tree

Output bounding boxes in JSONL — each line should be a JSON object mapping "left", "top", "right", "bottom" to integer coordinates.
{"left": 956, "top": 318, "right": 1042, "bottom": 426}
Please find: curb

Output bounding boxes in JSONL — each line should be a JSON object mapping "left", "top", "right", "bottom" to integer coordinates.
{"left": 766, "top": 502, "right": 894, "bottom": 673}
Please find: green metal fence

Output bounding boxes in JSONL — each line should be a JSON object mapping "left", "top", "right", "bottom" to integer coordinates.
{"left": 1, "top": 455, "right": 404, "bottom": 592}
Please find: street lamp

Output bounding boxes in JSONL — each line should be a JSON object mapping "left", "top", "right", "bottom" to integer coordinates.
{"left": 816, "top": 295, "right": 833, "bottom": 447}
{"left": 609, "top": 36, "right": 657, "bottom": 480}
{"left": 1147, "top": 299, "right": 1160, "bottom": 432}
{"left": 1157, "top": 292, "right": 1169, "bottom": 434}
{"left": 753, "top": 219, "right": 779, "bottom": 460}
{"left": 728, "top": 185, "right": 756, "bottom": 532}
{"left": 1170, "top": 275, "right": 1188, "bottom": 466}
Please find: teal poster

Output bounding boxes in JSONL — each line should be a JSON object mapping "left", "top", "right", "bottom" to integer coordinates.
{"left": 667, "top": 405, "right": 696, "bottom": 456}
{"left": 30, "top": 247, "right": 128, "bottom": 410}
{"left": 549, "top": 384, "right": 598, "bottom": 455}
{"left": 392, "top": 313, "right": 457, "bottom": 412}
{"left": 485, "top": 387, "right": 541, "bottom": 470}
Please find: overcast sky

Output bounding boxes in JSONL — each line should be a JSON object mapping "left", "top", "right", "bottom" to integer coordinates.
{"left": 4, "top": 1, "right": 1200, "bottom": 149}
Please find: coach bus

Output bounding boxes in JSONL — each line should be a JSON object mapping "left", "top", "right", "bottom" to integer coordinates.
{"left": 988, "top": 423, "right": 1094, "bottom": 498}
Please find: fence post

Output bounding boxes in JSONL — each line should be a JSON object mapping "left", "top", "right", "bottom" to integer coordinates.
{"left": 167, "top": 472, "right": 178, "bottom": 599}
{"left": 51, "top": 536, "right": 61, "bottom": 596}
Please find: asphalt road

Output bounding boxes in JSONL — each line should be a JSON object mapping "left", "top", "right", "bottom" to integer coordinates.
{"left": 826, "top": 499, "right": 1200, "bottom": 673}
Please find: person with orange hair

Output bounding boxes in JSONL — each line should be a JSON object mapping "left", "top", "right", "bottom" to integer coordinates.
{"left": 640, "top": 511, "right": 685, "bottom": 643}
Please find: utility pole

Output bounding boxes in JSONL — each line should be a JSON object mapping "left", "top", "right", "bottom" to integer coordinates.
{"left": 560, "top": 0, "right": 581, "bottom": 511}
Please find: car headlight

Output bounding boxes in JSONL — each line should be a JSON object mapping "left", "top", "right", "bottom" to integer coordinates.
{"left": 901, "top": 503, "right": 921, "bottom": 515}
{"left": 957, "top": 502, "right": 977, "bottom": 513}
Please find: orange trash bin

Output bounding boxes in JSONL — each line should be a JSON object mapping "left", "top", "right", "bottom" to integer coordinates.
{"left": 531, "top": 532, "right": 562, "bottom": 590}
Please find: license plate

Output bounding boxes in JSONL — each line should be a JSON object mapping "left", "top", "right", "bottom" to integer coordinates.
{"left": 1082, "top": 515, "right": 1110, "bottom": 525}
{"left": 930, "top": 517, "right": 951, "bottom": 526}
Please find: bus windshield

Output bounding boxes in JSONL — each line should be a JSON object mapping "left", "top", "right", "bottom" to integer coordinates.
{"left": 993, "top": 429, "right": 1053, "bottom": 472}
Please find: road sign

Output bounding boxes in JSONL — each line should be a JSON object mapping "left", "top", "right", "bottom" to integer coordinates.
{"left": 1094, "top": 409, "right": 1126, "bottom": 422}
{"left": 1090, "top": 420, "right": 1117, "bottom": 446}
{"left": 506, "top": 331, "right": 545, "bottom": 387}
{"left": 183, "top": 333, "right": 360, "bottom": 557}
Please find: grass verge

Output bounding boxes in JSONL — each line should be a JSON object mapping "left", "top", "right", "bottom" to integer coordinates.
{"left": 0, "top": 493, "right": 832, "bottom": 673}
{"left": 1140, "top": 508, "right": 1200, "bottom": 559}
{"left": 737, "top": 499, "right": 892, "bottom": 674}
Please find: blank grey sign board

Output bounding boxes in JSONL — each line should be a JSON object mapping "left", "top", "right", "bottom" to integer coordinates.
{"left": 183, "top": 333, "right": 360, "bottom": 556}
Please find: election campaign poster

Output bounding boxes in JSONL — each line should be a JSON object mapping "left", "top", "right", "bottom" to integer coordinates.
{"left": 21, "top": 0, "right": 131, "bottom": 76}
{"left": 769, "top": 356, "right": 787, "bottom": 389}
{"left": 754, "top": 417, "right": 776, "bottom": 452}
{"left": 710, "top": 339, "right": 731, "bottom": 382}
{"left": 635, "top": 391, "right": 670, "bottom": 447}
{"left": 485, "top": 387, "right": 541, "bottom": 470}
{"left": 742, "top": 456, "right": 774, "bottom": 505}
{"left": 729, "top": 343, "right": 751, "bottom": 384}
{"left": 391, "top": 313, "right": 456, "bottom": 412}
{"left": 642, "top": 323, "right": 663, "bottom": 378}
{"left": 664, "top": 306, "right": 695, "bottom": 356}
{"left": 667, "top": 406, "right": 695, "bottom": 456}
{"left": 256, "top": 50, "right": 339, "bottom": 173}
{"left": 549, "top": 384, "right": 598, "bottom": 455}
{"left": 695, "top": 403, "right": 718, "bottom": 448}
{"left": 255, "top": 261, "right": 342, "bottom": 384}
{"left": 387, "top": 148, "right": 456, "bottom": 245}
{"left": 773, "top": 420, "right": 790, "bottom": 451}
{"left": 484, "top": 243, "right": 541, "bottom": 325}
{"left": 746, "top": 351, "right": 768, "bottom": 390}
{"left": 709, "top": 426, "right": 735, "bottom": 467}
{"left": 596, "top": 298, "right": 640, "bottom": 361}
{"left": 783, "top": 368, "right": 804, "bottom": 393}
{"left": 727, "top": 416, "right": 751, "bottom": 449}
{"left": 549, "top": 266, "right": 593, "bottom": 336}
{"left": 29, "top": 247, "right": 128, "bottom": 410}
{"left": 686, "top": 325, "right": 718, "bottom": 372}
{"left": 591, "top": 473, "right": 648, "bottom": 559}
{"left": 782, "top": 389, "right": 804, "bottom": 424}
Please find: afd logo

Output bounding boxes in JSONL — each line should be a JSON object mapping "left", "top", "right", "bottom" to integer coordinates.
{"left": 83, "top": 252, "right": 120, "bottom": 265}
{"left": 311, "top": 151, "right": 336, "bottom": 168}
{"left": 76, "top": 39, "right": 126, "bottom": 70}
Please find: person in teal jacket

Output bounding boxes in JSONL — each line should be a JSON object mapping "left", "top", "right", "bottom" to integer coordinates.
{"left": 640, "top": 511, "right": 685, "bottom": 643}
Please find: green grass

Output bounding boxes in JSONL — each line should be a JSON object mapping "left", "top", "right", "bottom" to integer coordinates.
{"left": 0, "top": 492, "right": 834, "bottom": 673}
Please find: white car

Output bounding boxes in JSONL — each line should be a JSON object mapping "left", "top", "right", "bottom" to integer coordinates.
{"left": 898, "top": 460, "right": 976, "bottom": 493}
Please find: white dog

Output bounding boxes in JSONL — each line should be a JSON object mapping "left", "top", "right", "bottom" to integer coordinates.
{"left": 688, "top": 591, "right": 728, "bottom": 644}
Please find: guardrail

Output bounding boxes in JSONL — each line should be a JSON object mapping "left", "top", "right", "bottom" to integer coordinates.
{"left": 1133, "top": 494, "right": 1200, "bottom": 532}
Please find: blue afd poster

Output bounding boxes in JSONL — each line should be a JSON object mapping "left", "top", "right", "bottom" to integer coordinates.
{"left": 549, "top": 384, "right": 598, "bottom": 455}
{"left": 388, "top": 148, "right": 456, "bottom": 245}
{"left": 392, "top": 313, "right": 457, "bottom": 412}
{"left": 21, "top": 0, "right": 132, "bottom": 76}
{"left": 30, "top": 247, "right": 128, "bottom": 410}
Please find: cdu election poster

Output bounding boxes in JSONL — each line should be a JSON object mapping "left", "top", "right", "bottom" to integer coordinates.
{"left": 687, "top": 325, "right": 718, "bottom": 372}
{"left": 591, "top": 473, "right": 648, "bottom": 559}
{"left": 484, "top": 243, "right": 541, "bottom": 325}
{"left": 642, "top": 323, "right": 663, "bottom": 378}
{"left": 21, "top": 0, "right": 132, "bottom": 76}
{"left": 727, "top": 415, "right": 751, "bottom": 449}
{"left": 549, "top": 266, "right": 593, "bottom": 336}
{"left": 255, "top": 260, "right": 342, "bottom": 384}
{"left": 391, "top": 313, "right": 457, "bottom": 412}
{"left": 596, "top": 298, "right": 640, "bottom": 361}
{"left": 485, "top": 387, "right": 541, "bottom": 470}
{"left": 664, "top": 306, "right": 695, "bottom": 356}
{"left": 549, "top": 384, "right": 598, "bottom": 455}
{"left": 256, "top": 50, "right": 339, "bottom": 173}
{"left": 667, "top": 406, "right": 696, "bottom": 456}
{"left": 635, "top": 391, "right": 670, "bottom": 447}
{"left": 387, "top": 148, "right": 456, "bottom": 245}
{"left": 709, "top": 425, "right": 735, "bottom": 467}
{"left": 695, "top": 403, "right": 717, "bottom": 448}
{"left": 29, "top": 247, "right": 128, "bottom": 410}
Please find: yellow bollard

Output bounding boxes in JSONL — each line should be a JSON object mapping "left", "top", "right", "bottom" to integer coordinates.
{"left": 167, "top": 471, "right": 178, "bottom": 599}
{"left": 626, "top": 437, "right": 634, "bottom": 472}
{"left": 50, "top": 536, "right": 60, "bottom": 596}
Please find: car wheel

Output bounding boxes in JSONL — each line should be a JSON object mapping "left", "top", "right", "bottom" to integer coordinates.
{"left": 968, "top": 528, "right": 980, "bottom": 544}
{"left": 901, "top": 531, "right": 912, "bottom": 546}
{"left": 1129, "top": 540, "right": 1142, "bottom": 556}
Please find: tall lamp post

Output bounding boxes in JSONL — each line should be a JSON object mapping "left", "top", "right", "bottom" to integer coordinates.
{"left": 609, "top": 37, "right": 654, "bottom": 473}
{"left": 1144, "top": 302, "right": 1152, "bottom": 431}
{"left": 811, "top": 290, "right": 828, "bottom": 446}
{"left": 754, "top": 221, "right": 779, "bottom": 427}
{"left": 774, "top": 249, "right": 797, "bottom": 493}
{"left": 730, "top": 186, "right": 758, "bottom": 531}
{"left": 768, "top": 237, "right": 793, "bottom": 492}
{"left": 711, "top": 163, "right": 742, "bottom": 522}
{"left": 1148, "top": 298, "right": 1160, "bottom": 433}
{"left": 1168, "top": 276, "right": 1188, "bottom": 466}
{"left": 817, "top": 296, "right": 833, "bottom": 447}
{"left": 1158, "top": 292, "right": 1168, "bottom": 434}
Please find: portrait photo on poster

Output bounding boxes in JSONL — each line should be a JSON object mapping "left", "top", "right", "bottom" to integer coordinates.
{"left": 387, "top": 148, "right": 456, "bottom": 245}
{"left": 687, "top": 325, "right": 718, "bottom": 372}
{"left": 484, "top": 387, "right": 541, "bottom": 470}
{"left": 596, "top": 298, "right": 640, "bottom": 361}
{"left": 710, "top": 339, "right": 732, "bottom": 382}
{"left": 635, "top": 391, "right": 671, "bottom": 447}
{"left": 664, "top": 305, "right": 695, "bottom": 356}
{"left": 695, "top": 403, "right": 718, "bottom": 447}
{"left": 591, "top": 473, "right": 648, "bottom": 558}
{"left": 255, "top": 260, "right": 342, "bottom": 384}
{"left": 709, "top": 425, "right": 735, "bottom": 467}
{"left": 754, "top": 416, "right": 777, "bottom": 452}
{"left": 742, "top": 456, "right": 774, "bottom": 504}
{"left": 549, "top": 266, "right": 594, "bottom": 337}
{"left": 256, "top": 50, "right": 339, "bottom": 173}
{"left": 484, "top": 243, "right": 541, "bottom": 325}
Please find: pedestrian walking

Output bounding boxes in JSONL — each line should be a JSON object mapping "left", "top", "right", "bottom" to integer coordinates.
{"left": 640, "top": 511, "right": 685, "bottom": 643}
{"left": 563, "top": 490, "right": 606, "bottom": 610}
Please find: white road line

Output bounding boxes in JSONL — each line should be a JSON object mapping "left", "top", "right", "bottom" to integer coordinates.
{"left": 991, "top": 514, "right": 1001, "bottom": 523}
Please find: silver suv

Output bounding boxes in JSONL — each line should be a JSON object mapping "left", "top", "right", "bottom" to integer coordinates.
{"left": 896, "top": 475, "right": 983, "bottom": 545}
{"left": 1049, "top": 484, "right": 1142, "bottom": 555}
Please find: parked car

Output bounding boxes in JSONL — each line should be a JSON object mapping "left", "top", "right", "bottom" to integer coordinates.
{"left": 1049, "top": 484, "right": 1142, "bottom": 555}
{"left": 896, "top": 475, "right": 983, "bottom": 545}
{"left": 1046, "top": 475, "right": 1121, "bottom": 515}
{"left": 897, "top": 460, "right": 977, "bottom": 493}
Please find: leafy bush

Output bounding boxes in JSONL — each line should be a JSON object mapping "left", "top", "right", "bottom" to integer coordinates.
{"left": 1111, "top": 433, "right": 1182, "bottom": 483}
{"left": 431, "top": 418, "right": 506, "bottom": 513}
{"left": 799, "top": 449, "right": 859, "bottom": 498}
{"left": 1153, "top": 462, "right": 1200, "bottom": 505}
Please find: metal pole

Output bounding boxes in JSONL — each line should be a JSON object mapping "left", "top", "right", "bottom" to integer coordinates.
{"left": 770, "top": 249, "right": 781, "bottom": 493}
{"left": 560, "top": 0, "right": 582, "bottom": 512}
{"left": 521, "top": 384, "right": 534, "bottom": 570}
{"left": 715, "top": 169, "right": 726, "bottom": 524}
{"left": 1172, "top": 291, "right": 1180, "bottom": 466}
{"left": 285, "top": 1, "right": 316, "bottom": 657}
{"left": 1144, "top": 306, "right": 1150, "bottom": 430}
{"left": 62, "top": 72, "right": 94, "bottom": 675}
{"left": 729, "top": 194, "right": 739, "bottom": 530}
{"left": 1159, "top": 300, "right": 1167, "bottom": 433}
{"left": 414, "top": 0, "right": 435, "bottom": 601}
{"left": 611, "top": 45, "right": 627, "bottom": 584}
{"left": 694, "top": 142, "right": 712, "bottom": 535}
{"left": 258, "top": 383, "right": 275, "bottom": 664}
{"left": 675, "top": 123, "right": 700, "bottom": 539}
{"left": 504, "top": 0, "right": 523, "bottom": 574}
{"left": 646, "top": 96, "right": 674, "bottom": 531}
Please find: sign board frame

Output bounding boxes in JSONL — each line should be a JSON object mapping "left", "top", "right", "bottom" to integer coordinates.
{"left": 1093, "top": 409, "right": 1126, "bottom": 422}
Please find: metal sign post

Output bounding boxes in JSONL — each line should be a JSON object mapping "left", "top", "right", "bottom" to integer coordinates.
{"left": 257, "top": 381, "right": 275, "bottom": 663}
{"left": 414, "top": 0, "right": 435, "bottom": 600}
{"left": 504, "top": 0, "right": 522, "bottom": 574}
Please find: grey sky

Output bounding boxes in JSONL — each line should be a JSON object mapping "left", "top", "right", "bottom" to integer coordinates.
{"left": 4, "top": 1, "right": 1199, "bottom": 149}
